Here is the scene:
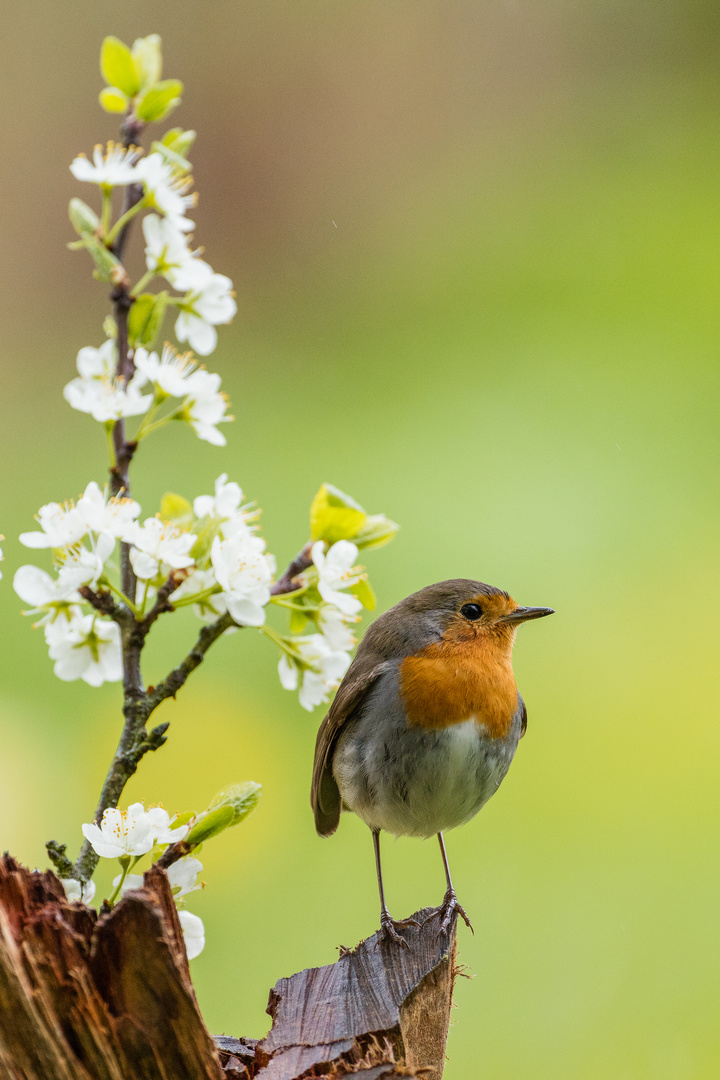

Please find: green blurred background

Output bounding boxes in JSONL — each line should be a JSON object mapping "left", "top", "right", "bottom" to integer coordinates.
{"left": 1, "top": 2, "right": 719, "bottom": 1076}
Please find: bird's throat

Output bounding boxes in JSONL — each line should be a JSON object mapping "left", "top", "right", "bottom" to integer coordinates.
{"left": 398, "top": 635, "right": 518, "bottom": 738}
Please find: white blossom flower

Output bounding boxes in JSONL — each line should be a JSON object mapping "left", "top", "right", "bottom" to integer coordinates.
{"left": 182, "top": 370, "right": 231, "bottom": 445}
{"left": 193, "top": 474, "right": 255, "bottom": 538}
{"left": 137, "top": 153, "right": 195, "bottom": 232}
{"left": 134, "top": 344, "right": 199, "bottom": 400}
{"left": 317, "top": 605, "right": 359, "bottom": 652}
{"left": 62, "top": 878, "right": 96, "bottom": 904}
{"left": 278, "top": 634, "right": 351, "bottom": 711}
{"left": 178, "top": 910, "right": 205, "bottom": 959}
{"left": 168, "top": 857, "right": 203, "bottom": 899}
{"left": 175, "top": 266, "right": 236, "bottom": 356}
{"left": 19, "top": 499, "right": 88, "bottom": 550}
{"left": 110, "top": 857, "right": 202, "bottom": 901}
{"left": 64, "top": 376, "right": 153, "bottom": 423}
{"left": 70, "top": 142, "right": 141, "bottom": 187}
{"left": 76, "top": 339, "right": 116, "bottom": 380}
{"left": 76, "top": 482, "right": 140, "bottom": 541}
{"left": 14, "top": 565, "right": 82, "bottom": 609}
{"left": 44, "top": 613, "right": 122, "bottom": 686}
{"left": 0, "top": 539, "right": 4, "bottom": 581}
{"left": 55, "top": 541, "right": 113, "bottom": 592}
{"left": 171, "top": 568, "right": 223, "bottom": 620}
{"left": 210, "top": 534, "right": 273, "bottom": 626}
{"left": 128, "top": 517, "right": 197, "bottom": 581}
{"left": 311, "top": 540, "right": 363, "bottom": 616}
{"left": 82, "top": 802, "right": 188, "bottom": 860}
{"left": 142, "top": 214, "right": 207, "bottom": 289}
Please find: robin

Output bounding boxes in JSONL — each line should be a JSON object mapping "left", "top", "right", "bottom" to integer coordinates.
{"left": 311, "top": 579, "right": 553, "bottom": 945}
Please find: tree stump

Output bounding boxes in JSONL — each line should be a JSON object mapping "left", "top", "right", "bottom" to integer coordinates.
{"left": 0, "top": 855, "right": 459, "bottom": 1079}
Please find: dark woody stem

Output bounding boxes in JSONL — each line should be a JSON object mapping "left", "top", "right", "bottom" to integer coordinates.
{"left": 64, "top": 542, "right": 315, "bottom": 883}
{"left": 64, "top": 118, "right": 149, "bottom": 884}
{"left": 55, "top": 94, "right": 321, "bottom": 881}
{"left": 270, "top": 542, "right": 313, "bottom": 595}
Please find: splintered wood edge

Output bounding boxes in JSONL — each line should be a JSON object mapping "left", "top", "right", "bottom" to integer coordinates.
{"left": 255, "top": 907, "right": 459, "bottom": 1078}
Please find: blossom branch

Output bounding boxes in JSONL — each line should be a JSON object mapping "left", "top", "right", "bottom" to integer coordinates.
{"left": 155, "top": 838, "right": 195, "bottom": 871}
{"left": 79, "top": 585, "right": 124, "bottom": 620}
{"left": 270, "top": 542, "right": 313, "bottom": 596}
{"left": 146, "top": 611, "right": 235, "bottom": 710}
{"left": 141, "top": 572, "right": 185, "bottom": 631}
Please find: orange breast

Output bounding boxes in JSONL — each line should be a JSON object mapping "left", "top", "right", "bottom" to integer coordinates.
{"left": 399, "top": 636, "right": 518, "bottom": 739}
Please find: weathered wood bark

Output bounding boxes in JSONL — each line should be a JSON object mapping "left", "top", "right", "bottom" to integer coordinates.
{"left": 0, "top": 856, "right": 458, "bottom": 1079}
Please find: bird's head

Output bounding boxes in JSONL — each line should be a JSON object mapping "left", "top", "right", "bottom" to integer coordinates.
{"left": 380, "top": 578, "right": 554, "bottom": 656}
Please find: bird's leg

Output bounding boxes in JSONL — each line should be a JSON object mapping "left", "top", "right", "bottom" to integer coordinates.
{"left": 436, "top": 831, "right": 474, "bottom": 935}
{"left": 372, "top": 829, "right": 418, "bottom": 947}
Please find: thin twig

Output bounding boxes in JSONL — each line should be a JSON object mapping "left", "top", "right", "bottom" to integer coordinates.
{"left": 79, "top": 586, "right": 124, "bottom": 621}
{"left": 270, "top": 541, "right": 314, "bottom": 596}
{"left": 146, "top": 612, "right": 235, "bottom": 710}
{"left": 141, "top": 572, "right": 185, "bottom": 632}
{"left": 155, "top": 839, "right": 194, "bottom": 870}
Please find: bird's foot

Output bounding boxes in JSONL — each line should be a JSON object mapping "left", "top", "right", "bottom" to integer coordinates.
{"left": 437, "top": 889, "right": 474, "bottom": 936}
{"left": 377, "top": 911, "right": 420, "bottom": 948}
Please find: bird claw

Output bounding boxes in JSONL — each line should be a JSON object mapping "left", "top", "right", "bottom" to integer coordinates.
{"left": 377, "top": 912, "right": 418, "bottom": 948}
{"left": 437, "top": 889, "right": 474, "bottom": 936}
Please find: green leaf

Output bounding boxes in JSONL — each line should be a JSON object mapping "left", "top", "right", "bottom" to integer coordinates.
{"left": 99, "top": 87, "right": 128, "bottom": 114}
{"left": 186, "top": 805, "right": 235, "bottom": 845}
{"left": 150, "top": 139, "right": 192, "bottom": 175}
{"left": 310, "top": 483, "right": 367, "bottom": 544}
{"left": 208, "top": 782, "right": 262, "bottom": 827}
{"left": 136, "top": 80, "right": 183, "bottom": 123}
{"left": 289, "top": 608, "right": 309, "bottom": 634}
{"left": 100, "top": 36, "right": 140, "bottom": 98}
{"left": 82, "top": 236, "right": 122, "bottom": 281}
{"left": 132, "top": 34, "right": 162, "bottom": 89}
{"left": 127, "top": 291, "right": 168, "bottom": 348}
{"left": 351, "top": 576, "right": 376, "bottom": 610}
{"left": 160, "top": 493, "right": 193, "bottom": 524}
{"left": 68, "top": 198, "right": 99, "bottom": 238}
{"left": 161, "top": 127, "right": 196, "bottom": 157}
{"left": 353, "top": 513, "right": 400, "bottom": 551}
{"left": 189, "top": 516, "right": 222, "bottom": 564}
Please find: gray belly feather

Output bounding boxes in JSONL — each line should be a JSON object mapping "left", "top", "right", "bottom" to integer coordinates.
{"left": 333, "top": 669, "right": 522, "bottom": 838}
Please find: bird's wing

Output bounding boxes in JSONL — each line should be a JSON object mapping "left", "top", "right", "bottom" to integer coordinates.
{"left": 519, "top": 696, "right": 528, "bottom": 738}
{"left": 311, "top": 659, "right": 390, "bottom": 837}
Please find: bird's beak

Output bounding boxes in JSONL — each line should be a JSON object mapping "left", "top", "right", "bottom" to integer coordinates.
{"left": 500, "top": 606, "right": 555, "bottom": 624}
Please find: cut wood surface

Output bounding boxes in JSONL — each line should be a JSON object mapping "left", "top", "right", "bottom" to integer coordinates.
{"left": 0, "top": 856, "right": 459, "bottom": 1079}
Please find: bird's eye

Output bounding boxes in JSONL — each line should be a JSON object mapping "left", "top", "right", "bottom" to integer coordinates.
{"left": 460, "top": 603, "right": 483, "bottom": 621}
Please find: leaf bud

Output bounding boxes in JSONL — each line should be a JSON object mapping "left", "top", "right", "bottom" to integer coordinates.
{"left": 186, "top": 805, "right": 235, "bottom": 845}
{"left": 127, "top": 291, "right": 168, "bottom": 348}
{"left": 162, "top": 127, "right": 196, "bottom": 158}
{"left": 83, "top": 236, "right": 122, "bottom": 281}
{"left": 68, "top": 198, "right": 100, "bottom": 238}
{"left": 207, "top": 781, "right": 262, "bottom": 827}
{"left": 352, "top": 514, "right": 400, "bottom": 551}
